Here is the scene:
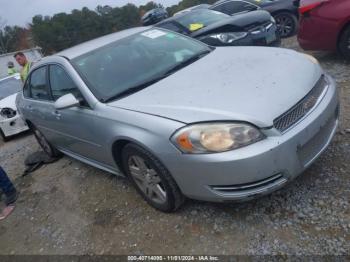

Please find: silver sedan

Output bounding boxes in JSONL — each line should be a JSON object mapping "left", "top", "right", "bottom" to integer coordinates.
{"left": 17, "top": 27, "right": 339, "bottom": 212}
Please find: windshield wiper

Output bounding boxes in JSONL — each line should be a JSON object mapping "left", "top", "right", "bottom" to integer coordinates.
{"left": 103, "top": 75, "right": 168, "bottom": 103}
{"left": 164, "top": 50, "right": 211, "bottom": 76}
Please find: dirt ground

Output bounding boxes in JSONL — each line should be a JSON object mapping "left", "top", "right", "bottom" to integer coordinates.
{"left": 0, "top": 37, "right": 349, "bottom": 255}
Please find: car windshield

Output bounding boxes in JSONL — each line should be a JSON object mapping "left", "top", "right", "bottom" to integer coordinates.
{"left": 0, "top": 76, "right": 22, "bottom": 100}
{"left": 71, "top": 29, "right": 211, "bottom": 102}
{"left": 175, "top": 9, "right": 229, "bottom": 32}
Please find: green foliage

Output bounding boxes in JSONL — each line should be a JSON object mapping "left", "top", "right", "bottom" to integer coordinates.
{"left": 0, "top": 25, "right": 29, "bottom": 54}
{"left": 4, "top": 0, "right": 217, "bottom": 54}
{"left": 31, "top": 3, "right": 150, "bottom": 54}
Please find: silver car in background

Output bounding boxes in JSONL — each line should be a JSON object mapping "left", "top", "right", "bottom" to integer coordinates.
{"left": 17, "top": 27, "right": 339, "bottom": 212}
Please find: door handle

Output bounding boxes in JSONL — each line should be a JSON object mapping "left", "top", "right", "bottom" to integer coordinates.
{"left": 52, "top": 110, "right": 61, "bottom": 119}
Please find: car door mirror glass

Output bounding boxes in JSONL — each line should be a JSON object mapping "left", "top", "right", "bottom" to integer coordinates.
{"left": 54, "top": 93, "right": 80, "bottom": 110}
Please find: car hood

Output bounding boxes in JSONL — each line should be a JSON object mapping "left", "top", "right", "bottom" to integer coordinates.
{"left": 192, "top": 10, "right": 272, "bottom": 37}
{"left": 108, "top": 47, "right": 322, "bottom": 127}
{"left": 0, "top": 93, "right": 17, "bottom": 109}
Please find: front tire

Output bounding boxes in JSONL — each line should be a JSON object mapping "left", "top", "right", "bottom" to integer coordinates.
{"left": 31, "top": 125, "right": 61, "bottom": 158}
{"left": 274, "top": 12, "right": 298, "bottom": 38}
{"left": 122, "top": 143, "right": 184, "bottom": 212}
{"left": 339, "top": 25, "right": 350, "bottom": 60}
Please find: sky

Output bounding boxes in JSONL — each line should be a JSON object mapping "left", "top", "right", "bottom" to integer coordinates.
{"left": 0, "top": 0, "right": 178, "bottom": 27}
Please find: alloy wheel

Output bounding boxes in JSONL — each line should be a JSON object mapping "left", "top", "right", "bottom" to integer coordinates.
{"left": 128, "top": 155, "right": 167, "bottom": 205}
{"left": 275, "top": 15, "right": 295, "bottom": 38}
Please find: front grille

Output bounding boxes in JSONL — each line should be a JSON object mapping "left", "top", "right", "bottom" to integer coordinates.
{"left": 246, "top": 21, "right": 273, "bottom": 33}
{"left": 273, "top": 75, "right": 328, "bottom": 133}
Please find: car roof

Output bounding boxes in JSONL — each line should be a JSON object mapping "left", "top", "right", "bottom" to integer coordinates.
{"left": 56, "top": 27, "right": 150, "bottom": 60}
{"left": 158, "top": 8, "right": 215, "bottom": 25}
{"left": 213, "top": 0, "right": 264, "bottom": 6}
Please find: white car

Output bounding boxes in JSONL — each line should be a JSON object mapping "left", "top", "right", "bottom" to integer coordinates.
{"left": 0, "top": 74, "right": 29, "bottom": 141}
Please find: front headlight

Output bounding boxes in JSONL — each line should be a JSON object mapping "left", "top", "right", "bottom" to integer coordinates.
{"left": 0, "top": 107, "right": 17, "bottom": 118}
{"left": 209, "top": 32, "right": 248, "bottom": 44}
{"left": 171, "top": 122, "right": 264, "bottom": 154}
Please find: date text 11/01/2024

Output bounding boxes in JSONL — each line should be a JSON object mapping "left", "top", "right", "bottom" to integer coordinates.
{"left": 127, "top": 256, "right": 219, "bottom": 261}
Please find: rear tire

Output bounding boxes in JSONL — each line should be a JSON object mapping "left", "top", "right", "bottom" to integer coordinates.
{"left": 339, "top": 25, "right": 350, "bottom": 60}
{"left": 274, "top": 12, "right": 298, "bottom": 38}
{"left": 31, "top": 125, "right": 62, "bottom": 158}
{"left": 122, "top": 143, "right": 185, "bottom": 212}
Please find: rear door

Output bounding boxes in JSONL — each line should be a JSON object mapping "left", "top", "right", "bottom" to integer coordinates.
{"left": 21, "top": 66, "right": 55, "bottom": 139}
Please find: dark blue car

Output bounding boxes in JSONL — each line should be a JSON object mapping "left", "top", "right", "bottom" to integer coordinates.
{"left": 210, "top": 0, "right": 300, "bottom": 38}
{"left": 141, "top": 8, "right": 169, "bottom": 26}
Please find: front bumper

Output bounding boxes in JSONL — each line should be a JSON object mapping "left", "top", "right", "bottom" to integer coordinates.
{"left": 163, "top": 74, "right": 339, "bottom": 202}
{"left": 0, "top": 113, "right": 29, "bottom": 138}
{"left": 297, "top": 16, "right": 338, "bottom": 51}
{"left": 247, "top": 22, "right": 281, "bottom": 47}
{"left": 233, "top": 28, "right": 281, "bottom": 47}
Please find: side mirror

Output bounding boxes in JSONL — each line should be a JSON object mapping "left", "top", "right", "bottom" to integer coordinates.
{"left": 54, "top": 93, "right": 80, "bottom": 110}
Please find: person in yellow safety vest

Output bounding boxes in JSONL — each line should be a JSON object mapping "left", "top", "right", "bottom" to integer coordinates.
{"left": 14, "top": 52, "right": 32, "bottom": 83}
{"left": 7, "top": 61, "right": 17, "bottom": 76}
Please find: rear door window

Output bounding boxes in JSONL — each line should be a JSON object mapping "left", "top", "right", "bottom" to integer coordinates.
{"left": 29, "top": 67, "right": 50, "bottom": 100}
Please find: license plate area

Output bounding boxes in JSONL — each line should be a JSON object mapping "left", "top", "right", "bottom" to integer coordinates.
{"left": 297, "top": 116, "right": 336, "bottom": 167}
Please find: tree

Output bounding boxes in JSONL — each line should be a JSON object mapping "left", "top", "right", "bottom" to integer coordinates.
{"left": 139, "top": 2, "right": 163, "bottom": 16}
{"left": 0, "top": 16, "right": 30, "bottom": 54}
{"left": 28, "top": 0, "right": 218, "bottom": 54}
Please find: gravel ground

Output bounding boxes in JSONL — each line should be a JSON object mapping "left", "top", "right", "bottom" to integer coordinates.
{"left": 0, "top": 37, "right": 349, "bottom": 255}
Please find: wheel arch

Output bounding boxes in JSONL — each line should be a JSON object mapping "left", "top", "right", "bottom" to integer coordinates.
{"left": 25, "top": 119, "right": 34, "bottom": 129}
{"left": 111, "top": 136, "right": 164, "bottom": 175}
{"left": 337, "top": 20, "right": 350, "bottom": 50}
{"left": 271, "top": 9, "right": 297, "bottom": 17}
{"left": 111, "top": 139, "right": 131, "bottom": 174}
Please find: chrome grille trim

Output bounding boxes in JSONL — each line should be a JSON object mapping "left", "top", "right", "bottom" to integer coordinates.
{"left": 210, "top": 173, "right": 286, "bottom": 193}
{"left": 209, "top": 173, "right": 287, "bottom": 199}
{"left": 247, "top": 21, "right": 272, "bottom": 33}
{"left": 273, "top": 75, "right": 329, "bottom": 133}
